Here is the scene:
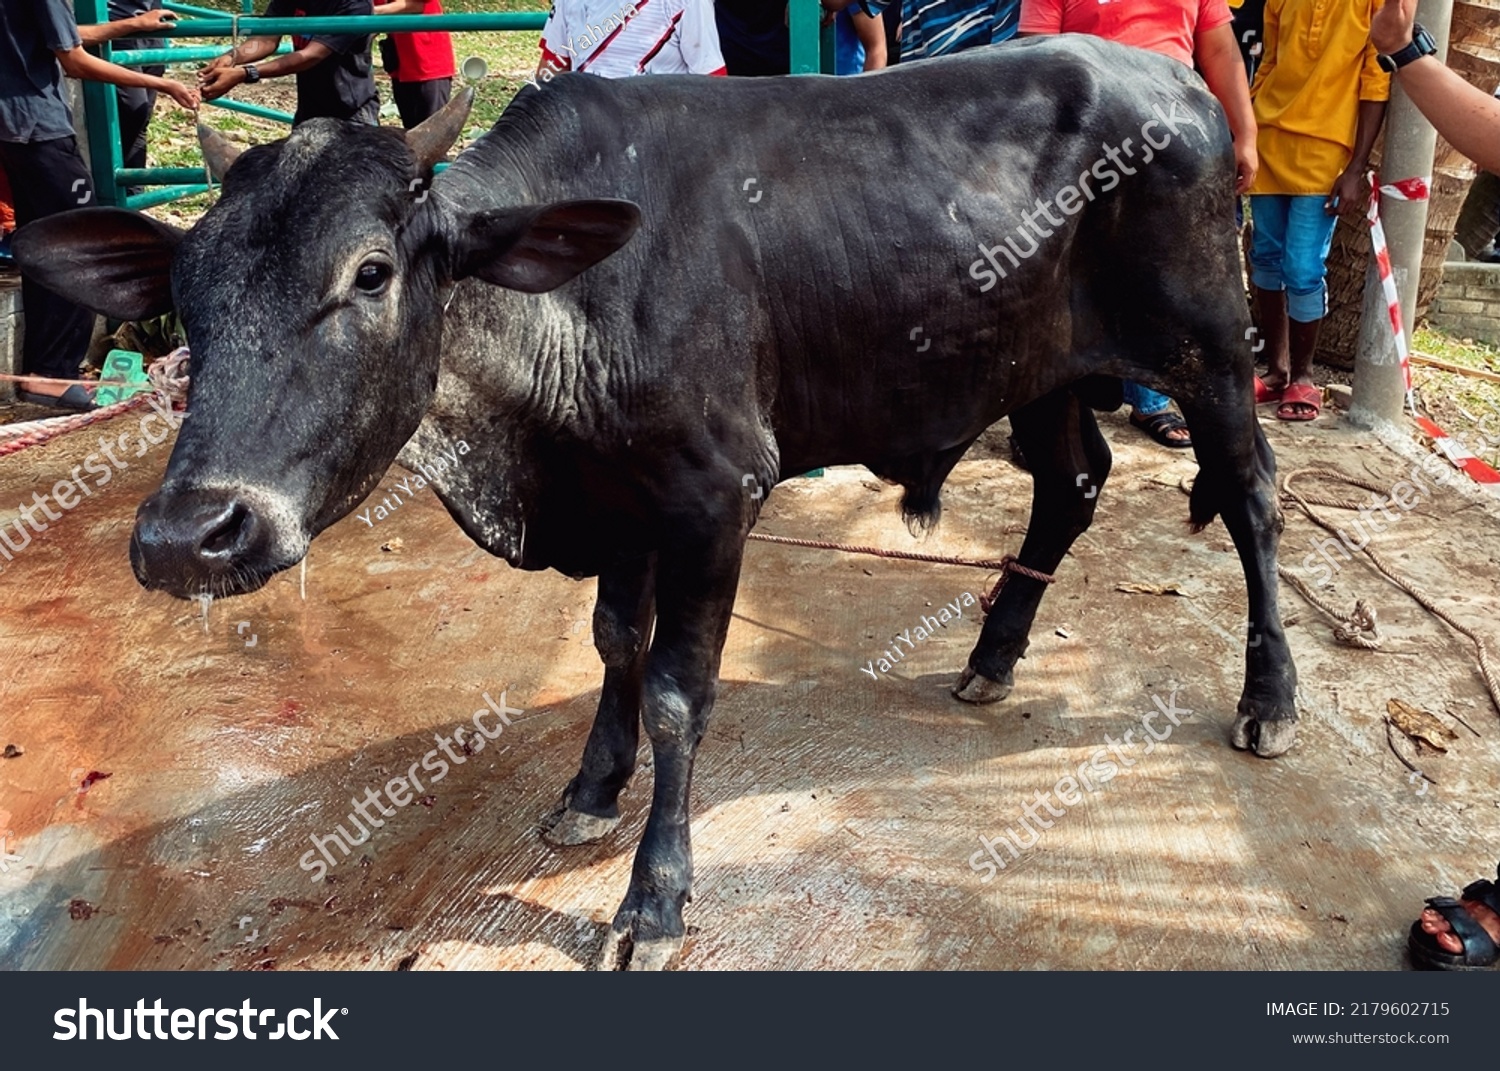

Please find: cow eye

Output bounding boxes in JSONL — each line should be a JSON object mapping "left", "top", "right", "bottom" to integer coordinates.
{"left": 355, "top": 261, "right": 391, "bottom": 294}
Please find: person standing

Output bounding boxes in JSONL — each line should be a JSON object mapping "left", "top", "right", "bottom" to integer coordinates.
{"left": 1228, "top": 0, "right": 1265, "bottom": 82}
{"left": 2, "top": 0, "right": 196, "bottom": 410}
{"left": 1019, "top": 0, "right": 1259, "bottom": 450}
{"left": 374, "top": 0, "right": 454, "bottom": 128}
{"left": 107, "top": 0, "right": 171, "bottom": 180}
{"left": 834, "top": 4, "right": 886, "bottom": 74}
{"left": 1248, "top": 0, "right": 1388, "bottom": 421}
{"left": 894, "top": 0, "right": 1018, "bottom": 62}
{"left": 538, "top": 0, "right": 724, "bottom": 79}
{"left": 199, "top": 0, "right": 379, "bottom": 126}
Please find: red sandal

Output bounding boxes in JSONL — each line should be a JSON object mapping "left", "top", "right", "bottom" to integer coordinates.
{"left": 1276, "top": 382, "right": 1321, "bottom": 422}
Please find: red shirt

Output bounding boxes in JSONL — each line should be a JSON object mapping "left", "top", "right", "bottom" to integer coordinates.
{"left": 392, "top": 0, "right": 456, "bottom": 82}
{"left": 1018, "top": 0, "right": 1232, "bottom": 67}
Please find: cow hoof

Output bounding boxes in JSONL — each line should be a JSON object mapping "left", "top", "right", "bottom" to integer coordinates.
{"left": 597, "top": 927, "right": 682, "bottom": 972}
{"left": 1230, "top": 714, "right": 1297, "bottom": 758}
{"left": 542, "top": 806, "right": 620, "bottom": 846}
{"left": 952, "top": 664, "right": 1013, "bottom": 704}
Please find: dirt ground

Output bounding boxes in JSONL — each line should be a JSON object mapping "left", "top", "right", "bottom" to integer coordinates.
{"left": 1, "top": 398, "right": 1499, "bottom": 971}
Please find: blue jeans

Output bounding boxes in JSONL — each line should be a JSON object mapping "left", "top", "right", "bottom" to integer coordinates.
{"left": 1248, "top": 194, "right": 1339, "bottom": 323}
{"left": 1123, "top": 380, "right": 1171, "bottom": 417}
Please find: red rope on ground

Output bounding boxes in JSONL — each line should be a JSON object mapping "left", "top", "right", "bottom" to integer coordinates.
{"left": 745, "top": 531, "right": 1054, "bottom": 613}
{"left": 0, "top": 392, "right": 155, "bottom": 457}
{"left": 0, "top": 349, "right": 190, "bottom": 459}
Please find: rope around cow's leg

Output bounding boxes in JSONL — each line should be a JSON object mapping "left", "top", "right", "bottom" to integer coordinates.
{"left": 744, "top": 532, "right": 1055, "bottom": 613}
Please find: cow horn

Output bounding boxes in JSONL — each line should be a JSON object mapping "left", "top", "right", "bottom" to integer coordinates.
{"left": 197, "top": 122, "right": 244, "bottom": 182}
{"left": 405, "top": 86, "right": 475, "bottom": 172}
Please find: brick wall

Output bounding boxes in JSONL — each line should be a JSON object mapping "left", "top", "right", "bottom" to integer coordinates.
{"left": 1427, "top": 261, "right": 1500, "bottom": 346}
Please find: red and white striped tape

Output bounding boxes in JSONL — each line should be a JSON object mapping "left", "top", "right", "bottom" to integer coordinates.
{"left": 1364, "top": 171, "right": 1428, "bottom": 415}
{"left": 1368, "top": 173, "right": 1500, "bottom": 495}
{"left": 1413, "top": 415, "right": 1500, "bottom": 493}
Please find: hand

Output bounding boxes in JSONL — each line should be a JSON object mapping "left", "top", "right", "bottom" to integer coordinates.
{"left": 1326, "top": 166, "right": 1367, "bottom": 216}
{"left": 161, "top": 80, "right": 200, "bottom": 110}
{"left": 130, "top": 9, "right": 178, "bottom": 33}
{"left": 1234, "top": 140, "right": 1258, "bottom": 195}
{"left": 200, "top": 51, "right": 237, "bottom": 78}
{"left": 1371, "top": 0, "right": 1416, "bottom": 56}
{"left": 199, "top": 65, "right": 246, "bottom": 100}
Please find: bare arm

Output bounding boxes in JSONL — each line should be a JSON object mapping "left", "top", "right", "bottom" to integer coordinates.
{"left": 1196, "top": 21, "right": 1258, "bottom": 193}
{"left": 200, "top": 40, "right": 335, "bottom": 99}
{"left": 852, "top": 10, "right": 886, "bottom": 70}
{"left": 78, "top": 9, "right": 178, "bottom": 46}
{"left": 54, "top": 46, "right": 199, "bottom": 107}
{"left": 1328, "top": 99, "right": 1386, "bottom": 214}
{"left": 1371, "top": 0, "right": 1500, "bottom": 173}
{"left": 201, "top": 35, "right": 282, "bottom": 75}
{"left": 373, "top": 0, "right": 427, "bottom": 12}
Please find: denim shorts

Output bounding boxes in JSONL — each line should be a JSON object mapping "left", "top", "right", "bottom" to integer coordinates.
{"left": 1248, "top": 194, "right": 1339, "bottom": 323}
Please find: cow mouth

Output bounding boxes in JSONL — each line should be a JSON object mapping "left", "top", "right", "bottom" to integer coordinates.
{"left": 130, "top": 484, "right": 306, "bottom": 599}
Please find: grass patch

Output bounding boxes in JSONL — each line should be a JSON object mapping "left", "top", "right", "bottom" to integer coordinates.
{"left": 132, "top": 0, "right": 545, "bottom": 225}
{"left": 1411, "top": 324, "right": 1500, "bottom": 465}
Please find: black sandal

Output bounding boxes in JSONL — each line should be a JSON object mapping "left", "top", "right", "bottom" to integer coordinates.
{"left": 1129, "top": 410, "right": 1193, "bottom": 449}
{"left": 17, "top": 385, "right": 97, "bottom": 412}
{"left": 1408, "top": 872, "right": 1500, "bottom": 970}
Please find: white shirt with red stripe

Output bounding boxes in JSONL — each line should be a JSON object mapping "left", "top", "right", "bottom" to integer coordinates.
{"left": 539, "top": 0, "right": 726, "bottom": 78}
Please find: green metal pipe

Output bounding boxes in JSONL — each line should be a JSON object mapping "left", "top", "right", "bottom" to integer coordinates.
{"left": 124, "top": 184, "right": 211, "bottom": 210}
{"left": 116, "top": 167, "right": 208, "bottom": 186}
{"left": 109, "top": 43, "right": 290, "bottom": 65}
{"left": 161, "top": 1, "right": 229, "bottom": 17}
{"left": 130, "top": 13, "right": 547, "bottom": 36}
{"left": 787, "top": 0, "right": 835, "bottom": 74}
{"left": 205, "top": 96, "right": 295, "bottom": 123}
{"left": 117, "top": 158, "right": 449, "bottom": 189}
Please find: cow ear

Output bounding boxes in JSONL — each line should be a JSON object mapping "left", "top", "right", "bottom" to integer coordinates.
{"left": 454, "top": 199, "right": 640, "bottom": 294}
{"left": 12, "top": 207, "right": 182, "bottom": 321}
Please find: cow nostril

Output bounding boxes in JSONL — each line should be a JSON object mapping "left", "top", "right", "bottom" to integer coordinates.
{"left": 199, "top": 501, "right": 253, "bottom": 558}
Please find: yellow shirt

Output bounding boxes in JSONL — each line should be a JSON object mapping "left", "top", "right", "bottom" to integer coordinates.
{"left": 1249, "top": 0, "right": 1390, "bottom": 195}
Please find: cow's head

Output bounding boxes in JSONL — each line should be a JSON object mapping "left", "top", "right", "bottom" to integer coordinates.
{"left": 13, "top": 91, "right": 639, "bottom": 599}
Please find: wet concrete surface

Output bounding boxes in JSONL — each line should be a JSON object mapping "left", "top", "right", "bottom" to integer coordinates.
{"left": 2, "top": 401, "right": 1499, "bottom": 970}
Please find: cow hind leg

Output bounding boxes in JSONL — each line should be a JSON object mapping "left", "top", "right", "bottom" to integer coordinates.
{"left": 543, "top": 554, "right": 656, "bottom": 846}
{"left": 1176, "top": 378, "right": 1299, "bottom": 757}
{"left": 956, "top": 390, "right": 1108, "bottom": 702}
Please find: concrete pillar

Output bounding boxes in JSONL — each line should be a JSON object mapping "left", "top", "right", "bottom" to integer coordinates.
{"left": 1348, "top": 0, "right": 1455, "bottom": 428}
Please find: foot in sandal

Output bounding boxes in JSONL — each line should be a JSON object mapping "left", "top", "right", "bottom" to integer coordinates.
{"left": 1128, "top": 408, "right": 1193, "bottom": 449}
{"left": 1276, "top": 381, "right": 1321, "bottom": 421}
{"left": 1409, "top": 868, "right": 1500, "bottom": 969}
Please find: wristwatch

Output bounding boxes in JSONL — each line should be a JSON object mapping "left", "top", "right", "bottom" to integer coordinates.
{"left": 1377, "top": 23, "right": 1437, "bottom": 73}
{"left": 241, "top": 63, "right": 261, "bottom": 83}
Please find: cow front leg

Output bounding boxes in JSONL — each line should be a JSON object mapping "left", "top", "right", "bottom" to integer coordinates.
{"left": 599, "top": 538, "right": 742, "bottom": 971}
{"left": 956, "top": 390, "right": 1109, "bottom": 702}
{"left": 545, "top": 554, "right": 657, "bottom": 846}
{"left": 1177, "top": 396, "right": 1298, "bottom": 756}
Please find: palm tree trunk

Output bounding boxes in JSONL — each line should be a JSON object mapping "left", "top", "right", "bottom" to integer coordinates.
{"left": 1317, "top": 0, "right": 1500, "bottom": 368}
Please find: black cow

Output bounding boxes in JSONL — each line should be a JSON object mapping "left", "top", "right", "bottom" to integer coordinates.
{"left": 16, "top": 35, "right": 1297, "bottom": 970}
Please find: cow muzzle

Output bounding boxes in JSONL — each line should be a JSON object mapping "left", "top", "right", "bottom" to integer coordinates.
{"left": 131, "top": 485, "right": 297, "bottom": 597}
